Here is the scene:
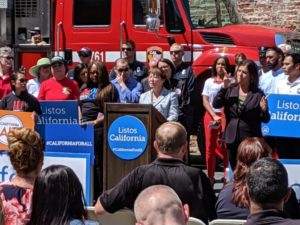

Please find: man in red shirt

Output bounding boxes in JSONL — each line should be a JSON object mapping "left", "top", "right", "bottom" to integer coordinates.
{"left": 38, "top": 56, "right": 79, "bottom": 100}
{"left": 0, "top": 47, "right": 13, "bottom": 99}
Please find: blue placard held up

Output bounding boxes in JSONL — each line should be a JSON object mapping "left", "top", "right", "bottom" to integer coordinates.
{"left": 37, "top": 100, "right": 78, "bottom": 125}
{"left": 108, "top": 115, "right": 148, "bottom": 160}
{"left": 36, "top": 101, "right": 79, "bottom": 139}
{"left": 262, "top": 94, "right": 300, "bottom": 138}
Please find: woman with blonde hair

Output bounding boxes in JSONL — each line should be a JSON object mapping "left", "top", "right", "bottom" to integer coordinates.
{"left": 0, "top": 128, "right": 44, "bottom": 225}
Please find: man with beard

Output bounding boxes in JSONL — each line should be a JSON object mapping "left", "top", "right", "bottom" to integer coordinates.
{"left": 259, "top": 46, "right": 285, "bottom": 95}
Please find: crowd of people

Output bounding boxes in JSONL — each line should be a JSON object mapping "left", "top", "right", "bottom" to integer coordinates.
{"left": 0, "top": 40, "right": 300, "bottom": 224}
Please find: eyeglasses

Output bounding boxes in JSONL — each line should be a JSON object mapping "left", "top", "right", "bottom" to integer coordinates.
{"left": 18, "top": 78, "right": 28, "bottom": 83}
{"left": 117, "top": 68, "right": 129, "bottom": 73}
{"left": 170, "top": 50, "right": 182, "bottom": 55}
{"left": 122, "top": 47, "right": 133, "bottom": 52}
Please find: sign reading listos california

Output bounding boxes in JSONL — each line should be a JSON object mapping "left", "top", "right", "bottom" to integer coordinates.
{"left": 108, "top": 115, "right": 148, "bottom": 160}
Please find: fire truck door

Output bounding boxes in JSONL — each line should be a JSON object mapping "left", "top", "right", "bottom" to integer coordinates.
{"left": 57, "top": 0, "right": 123, "bottom": 69}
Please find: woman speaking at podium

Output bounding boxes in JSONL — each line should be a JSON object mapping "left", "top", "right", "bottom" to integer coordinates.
{"left": 139, "top": 68, "right": 179, "bottom": 121}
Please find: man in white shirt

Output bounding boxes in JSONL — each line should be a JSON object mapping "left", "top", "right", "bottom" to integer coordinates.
{"left": 274, "top": 53, "right": 300, "bottom": 95}
{"left": 259, "top": 47, "right": 285, "bottom": 95}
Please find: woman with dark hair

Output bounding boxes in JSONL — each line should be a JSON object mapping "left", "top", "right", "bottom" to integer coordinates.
{"left": 216, "top": 137, "right": 300, "bottom": 219}
{"left": 213, "top": 59, "right": 270, "bottom": 170}
{"left": 0, "top": 71, "right": 42, "bottom": 121}
{"left": 28, "top": 165, "right": 98, "bottom": 225}
{"left": 78, "top": 60, "right": 119, "bottom": 198}
{"left": 73, "top": 63, "right": 88, "bottom": 88}
{"left": 202, "top": 56, "right": 230, "bottom": 186}
{"left": 0, "top": 128, "right": 44, "bottom": 224}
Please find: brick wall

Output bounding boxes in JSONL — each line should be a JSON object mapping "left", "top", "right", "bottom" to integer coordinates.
{"left": 191, "top": 0, "right": 300, "bottom": 31}
{"left": 237, "top": 0, "right": 300, "bottom": 31}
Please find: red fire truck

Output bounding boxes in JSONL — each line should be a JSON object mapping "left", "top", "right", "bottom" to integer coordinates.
{"left": 2, "top": 0, "right": 300, "bottom": 78}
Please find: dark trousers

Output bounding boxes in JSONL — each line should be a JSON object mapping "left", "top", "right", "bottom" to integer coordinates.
{"left": 94, "top": 125, "right": 104, "bottom": 200}
{"left": 226, "top": 142, "right": 240, "bottom": 171}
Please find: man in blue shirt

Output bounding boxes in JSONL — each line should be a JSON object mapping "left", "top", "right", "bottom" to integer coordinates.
{"left": 110, "top": 58, "right": 142, "bottom": 103}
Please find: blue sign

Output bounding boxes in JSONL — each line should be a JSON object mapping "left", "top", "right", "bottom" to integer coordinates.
{"left": 262, "top": 94, "right": 300, "bottom": 138}
{"left": 44, "top": 124, "right": 94, "bottom": 163}
{"left": 108, "top": 115, "right": 148, "bottom": 160}
{"left": 36, "top": 100, "right": 79, "bottom": 139}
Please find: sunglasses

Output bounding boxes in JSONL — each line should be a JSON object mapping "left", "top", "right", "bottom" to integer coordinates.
{"left": 122, "top": 47, "right": 133, "bottom": 51}
{"left": 18, "top": 78, "right": 28, "bottom": 83}
{"left": 79, "top": 53, "right": 90, "bottom": 57}
{"left": 170, "top": 50, "right": 182, "bottom": 55}
{"left": 117, "top": 68, "right": 129, "bottom": 73}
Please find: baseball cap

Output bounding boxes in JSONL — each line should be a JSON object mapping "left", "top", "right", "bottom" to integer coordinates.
{"left": 51, "top": 56, "right": 65, "bottom": 65}
{"left": 30, "top": 27, "right": 41, "bottom": 35}
{"left": 0, "top": 46, "right": 13, "bottom": 58}
{"left": 78, "top": 47, "right": 92, "bottom": 57}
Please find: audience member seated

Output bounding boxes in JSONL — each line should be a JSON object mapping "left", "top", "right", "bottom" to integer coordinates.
{"left": 0, "top": 128, "right": 44, "bottom": 225}
{"left": 134, "top": 185, "right": 189, "bottom": 225}
{"left": 28, "top": 165, "right": 98, "bottom": 225}
{"left": 110, "top": 58, "right": 142, "bottom": 103}
{"left": 216, "top": 137, "right": 300, "bottom": 220}
{"left": 38, "top": 56, "right": 79, "bottom": 100}
{"left": 95, "top": 122, "right": 216, "bottom": 224}
{"left": 27, "top": 57, "right": 52, "bottom": 97}
{"left": 139, "top": 68, "right": 178, "bottom": 121}
{"left": 245, "top": 158, "right": 300, "bottom": 225}
{"left": 0, "top": 71, "right": 42, "bottom": 122}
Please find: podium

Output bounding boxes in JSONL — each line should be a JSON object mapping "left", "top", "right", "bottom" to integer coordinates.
{"left": 103, "top": 103, "right": 166, "bottom": 190}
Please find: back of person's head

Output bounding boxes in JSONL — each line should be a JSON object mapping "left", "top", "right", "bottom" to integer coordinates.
{"left": 96, "top": 84, "right": 119, "bottom": 111}
{"left": 155, "top": 122, "right": 187, "bottom": 155}
{"left": 232, "top": 137, "right": 272, "bottom": 208}
{"left": 134, "top": 185, "right": 189, "bottom": 225}
{"left": 7, "top": 128, "right": 44, "bottom": 176}
{"left": 247, "top": 158, "right": 289, "bottom": 206}
{"left": 28, "top": 165, "right": 86, "bottom": 225}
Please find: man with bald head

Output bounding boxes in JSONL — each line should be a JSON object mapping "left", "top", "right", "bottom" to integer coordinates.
{"left": 95, "top": 121, "right": 216, "bottom": 224}
{"left": 134, "top": 185, "right": 189, "bottom": 225}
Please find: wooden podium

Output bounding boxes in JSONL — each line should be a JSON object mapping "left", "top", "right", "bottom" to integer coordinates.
{"left": 103, "top": 103, "right": 166, "bottom": 190}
